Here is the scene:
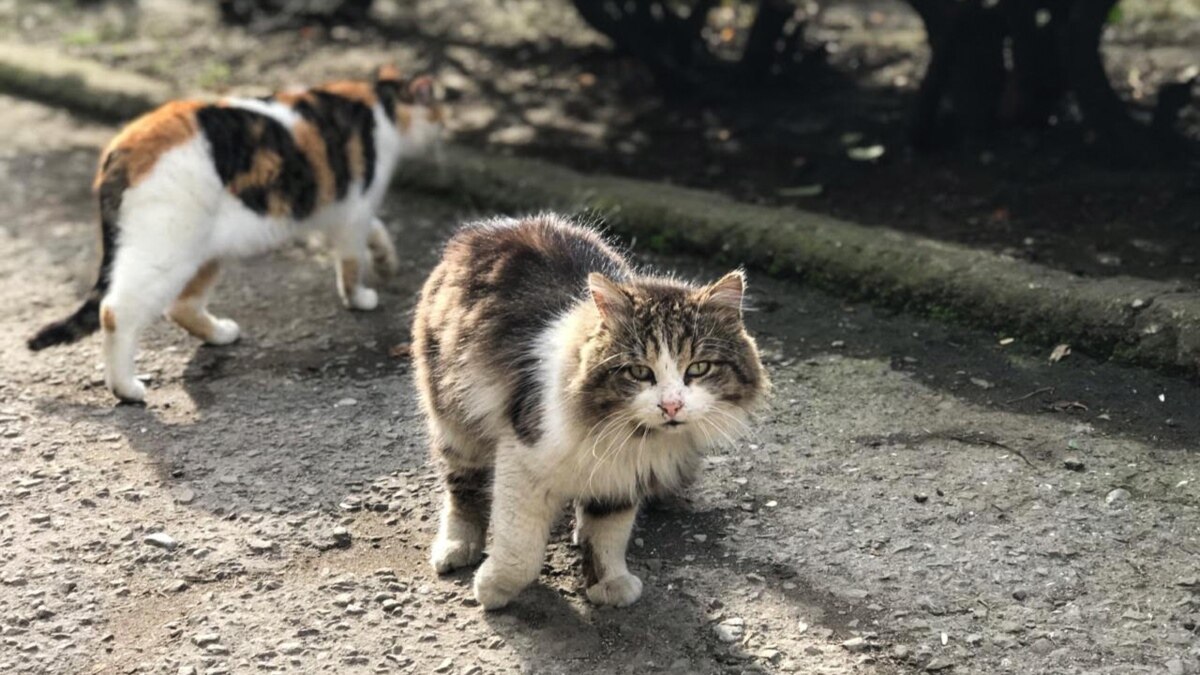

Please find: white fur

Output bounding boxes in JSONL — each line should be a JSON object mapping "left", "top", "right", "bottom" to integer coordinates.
{"left": 99, "top": 99, "right": 438, "bottom": 402}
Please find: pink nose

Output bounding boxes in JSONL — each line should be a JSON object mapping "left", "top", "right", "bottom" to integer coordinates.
{"left": 659, "top": 400, "right": 684, "bottom": 419}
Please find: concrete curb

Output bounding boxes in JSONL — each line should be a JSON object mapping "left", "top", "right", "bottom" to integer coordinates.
{"left": 395, "top": 149, "right": 1200, "bottom": 374}
{"left": 0, "top": 43, "right": 170, "bottom": 122}
{"left": 1, "top": 41, "right": 1196, "bottom": 374}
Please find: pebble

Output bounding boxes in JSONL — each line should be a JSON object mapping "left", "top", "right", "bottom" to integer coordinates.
{"left": 433, "top": 657, "right": 454, "bottom": 672}
{"left": 1012, "top": 589, "right": 1028, "bottom": 601}
{"left": 1030, "top": 637, "right": 1054, "bottom": 655}
{"left": 335, "top": 398, "right": 358, "bottom": 407}
{"left": 924, "top": 658, "right": 953, "bottom": 671}
{"left": 144, "top": 532, "right": 178, "bottom": 550}
{"left": 1166, "top": 659, "right": 1186, "bottom": 675}
{"left": 1063, "top": 458, "right": 1085, "bottom": 472}
{"left": 192, "top": 633, "right": 220, "bottom": 647}
{"left": 914, "top": 493, "right": 929, "bottom": 504}
{"left": 165, "top": 579, "right": 188, "bottom": 593}
{"left": 693, "top": 534, "right": 707, "bottom": 543}
{"left": 714, "top": 618, "right": 744, "bottom": 643}
{"left": 841, "top": 637, "right": 871, "bottom": 653}
{"left": 1000, "top": 620, "right": 1023, "bottom": 633}
{"left": 172, "top": 486, "right": 197, "bottom": 504}
{"left": 1105, "top": 488, "right": 1131, "bottom": 508}
{"left": 178, "top": 668, "right": 196, "bottom": 675}
{"left": 279, "top": 642, "right": 302, "bottom": 655}
{"left": 247, "top": 537, "right": 276, "bottom": 553}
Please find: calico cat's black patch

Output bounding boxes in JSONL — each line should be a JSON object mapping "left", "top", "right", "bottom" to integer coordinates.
{"left": 196, "top": 106, "right": 317, "bottom": 219}
{"left": 292, "top": 92, "right": 376, "bottom": 198}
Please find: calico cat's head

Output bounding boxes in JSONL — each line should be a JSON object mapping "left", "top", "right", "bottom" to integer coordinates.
{"left": 575, "top": 271, "right": 768, "bottom": 445}
{"left": 373, "top": 64, "right": 445, "bottom": 154}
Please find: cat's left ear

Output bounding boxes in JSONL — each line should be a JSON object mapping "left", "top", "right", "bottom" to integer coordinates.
{"left": 408, "top": 75, "right": 437, "bottom": 106}
{"left": 699, "top": 270, "right": 745, "bottom": 316}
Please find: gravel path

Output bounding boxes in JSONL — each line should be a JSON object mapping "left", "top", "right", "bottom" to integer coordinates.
{"left": 1, "top": 97, "right": 1198, "bottom": 675}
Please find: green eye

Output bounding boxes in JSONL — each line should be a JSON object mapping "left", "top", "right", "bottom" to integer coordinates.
{"left": 627, "top": 365, "right": 655, "bottom": 382}
{"left": 685, "top": 361, "right": 713, "bottom": 378}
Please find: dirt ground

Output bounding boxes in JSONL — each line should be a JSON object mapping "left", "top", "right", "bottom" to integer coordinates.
{"left": 2, "top": 96, "right": 1200, "bottom": 675}
{"left": 3, "top": 0, "right": 1199, "bottom": 284}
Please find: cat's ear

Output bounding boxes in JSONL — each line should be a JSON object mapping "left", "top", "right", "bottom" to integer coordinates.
{"left": 699, "top": 270, "right": 745, "bottom": 316}
{"left": 588, "top": 273, "right": 632, "bottom": 323}
{"left": 408, "top": 75, "right": 437, "bottom": 106}
{"left": 374, "top": 64, "right": 402, "bottom": 83}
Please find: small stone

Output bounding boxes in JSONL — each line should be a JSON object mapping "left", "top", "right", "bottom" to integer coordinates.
{"left": 965, "top": 633, "right": 983, "bottom": 646}
{"left": 144, "top": 532, "right": 178, "bottom": 550}
{"left": 841, "top": 637, "right": 871, "bottom": 653}
{"left": 345, "top": 603, "right": 365, "bottom": 616}
{"left": 165, "top": 579, "right": 188, "bottom": 593}
{"left": 970, "top": 377, "right": 994, "bottom": 389}
{"left": 1000, "top": 620, "right": 1023, "bottom": 633}
{"left": 1063, "top": 458, "right": 1085, "bottom": 472}
{"left": 925, "top": 658, "right": 953, "bottom": 671}
{"left": 914, "top": 493, "right": 929, "bottom": 504}
{"left": 247, "top": 537, "right": 276, "bottom": 553}
{"left": 434, "top": 657, "right": 454, "bottom": 673}
{"left": 278, "top": 642, "right": 302, "bottom": 655}
{"left": 335, "top": 398, "right": 358, "bottom": 407}
{"left": 191, "top": 633, "right": 220, "bottom": 647}
{"left": 333, "top": 593, "right": 353, "bottom": 607}
{"left": 1105, "top": 488, "right": 1131, "bottom": 507}
{"left": 1012, "top": 589, "right": 1028, "bottom": 601}
{"left": 1166, "top": 659, "right": 1186, "bottom": 675}
{"left": 30, "top": 513, "right": 51, "bottom": 524}
{"left": 178, "top": 667, "right": 197, "bottom": 675}
{"left": 891, "top": 645, "right": 911, "bottom": 660}
{"left": 172, "top": 486, "right": 197, "bottom": 504}
{"left": 714, "top": 618, "right": 744, "bottom": 643}
{"left": 693, "top": 534, "right": 708, "bottom": 543}
{"left": 1030, "top": 637, "right": 1054, "bottom": 655}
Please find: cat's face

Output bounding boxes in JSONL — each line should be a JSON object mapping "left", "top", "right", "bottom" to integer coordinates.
{"left": 577, "top": 272, "right": 767, "bottom": 445}
{"left": 375, "top": 66, "right": 445, "bottom": 153}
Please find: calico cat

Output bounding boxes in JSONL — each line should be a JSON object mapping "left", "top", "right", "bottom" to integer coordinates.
{"left": 412, "top": 214, "right": 768, "bottom": 609}
{"left": 27, "top": 66, "right": 443, "bottom": 402}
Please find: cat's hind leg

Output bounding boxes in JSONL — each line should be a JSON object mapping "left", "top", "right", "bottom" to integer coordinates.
{"left": 430, "top": 424, "right": 491, "bottom": 574}
{"left": 366, "top": 217, "right": 400, "bottom": 277}
{"left": 576, "top": 498, "right": 643, "bottom": 607}
{"left": 168, "top": 260, "right": 240, "bottom": 345}
{"left": 331, "top": 214, "right": 379, "bottom": 311}
{"left": 101, "top": 254, "right": 210, "bottom": 402}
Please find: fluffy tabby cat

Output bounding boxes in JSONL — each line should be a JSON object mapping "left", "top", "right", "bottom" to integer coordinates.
{"left": 412, "top": 214, "right": 768, "bottom": 609}
{"left": 27, "top": 66, "right": 443, "bottom": 402}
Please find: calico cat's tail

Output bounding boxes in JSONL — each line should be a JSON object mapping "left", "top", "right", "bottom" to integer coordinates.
{"left": 27, "top": 154, "right": 124, "bottom": 351}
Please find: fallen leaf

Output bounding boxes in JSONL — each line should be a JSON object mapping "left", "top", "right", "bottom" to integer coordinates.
{"left": 1049, "top": 344, "right": 1071, "bottom": 363}
{"left": 847, "top": 144, "right": 886, "bottom": 161}
{"left": 777, "top": 184, "right": 824, "bottom": 198}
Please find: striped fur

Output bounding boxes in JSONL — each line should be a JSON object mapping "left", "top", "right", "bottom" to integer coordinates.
{"left": 413, "top": 214, "right": 768, "bottom": 609}
{"left": 28, "top": 67, "right": 445, "bottom": 403}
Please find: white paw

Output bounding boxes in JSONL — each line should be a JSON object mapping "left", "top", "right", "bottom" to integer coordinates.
{"left": 431, "top": 535, "right": 484, "bottom": 574}
{"left": 207, "top": 318, "right": 241, "bottom": 346}
{"left": 109, "top": 378, "right": 146, "bottom": 403}
{"left": 586, "top": 573, "right": 643, "bottom": 607}
{"left": 472, "top": 560, "right": 526, "bottom": 611}
{"left": 348, "top": 287, "right": 379, "bottom": 311}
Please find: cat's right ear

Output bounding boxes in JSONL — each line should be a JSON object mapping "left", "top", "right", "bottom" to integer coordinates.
{"left": 588, "top": 273, "right": 632, "bottom": 323}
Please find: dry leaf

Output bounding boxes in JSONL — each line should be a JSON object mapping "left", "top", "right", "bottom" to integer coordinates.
{"left": 1049, "top": 344, "right": 1071, "bottom": 363}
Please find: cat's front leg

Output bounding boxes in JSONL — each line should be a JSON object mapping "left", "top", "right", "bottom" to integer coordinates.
{"left": 473, "top": 455, "right": 557, "bottom": 610}
{"left": 332, "top": 216, "right": 379, "bottom": 311}
{"left": 576, "top": 498, "right": 643, "bottom": 607}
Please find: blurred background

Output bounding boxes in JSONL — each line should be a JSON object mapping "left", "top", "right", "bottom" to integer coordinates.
{"left": 6, "top": 0, "right": 1198, "bottom": 282}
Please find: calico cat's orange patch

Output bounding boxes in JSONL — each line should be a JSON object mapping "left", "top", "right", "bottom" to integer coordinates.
{"left": 229, "top": 149, "right": 284, "bottom": 193}
{"left": 320, "top": 81, "right": 377, "bottom": 108}
{"left": 293, "top": 121, "right": 336, "bottom": 206}
{"left": 100, "top": 306, "right": 116, "bottom": 332}
{"left": 178, "top": 261, "right": 220, "bottom": 301}
{"left": 97, "top": 100, "right": 204, "bottom": 188}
